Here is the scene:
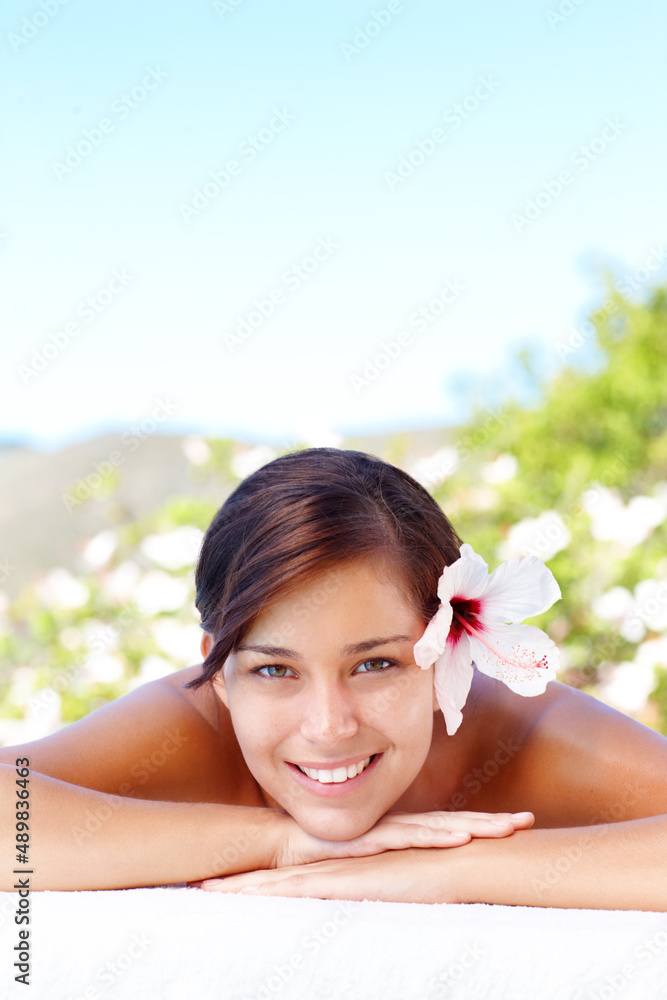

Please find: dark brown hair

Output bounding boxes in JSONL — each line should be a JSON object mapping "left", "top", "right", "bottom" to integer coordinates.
{"left": 184, "top": 447, "right": 462, "bottom": 690}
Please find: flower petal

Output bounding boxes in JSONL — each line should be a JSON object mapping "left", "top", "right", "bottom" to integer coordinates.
{"left": 433, "top": 634, "right": 474, "bottom": 735}
{"left": 481, "top": 555, "right": 561, "bottom": 623}
{"left": 468, "top": 621, "right": 559, "bottom": 695}
{"left": 437, "top": 543, "right": 489, "bottom": 605}
{"left": 414, "top": 603, "right": 453, "bottom": 668}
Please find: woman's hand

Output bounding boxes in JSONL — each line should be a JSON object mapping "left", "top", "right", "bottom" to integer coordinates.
{"left": 187, "top": 810, "right": 535, "bottom": 897}
{"left": 187, "top": 844, "right": 481, "bottom": 903}
{"left": 274, "top": 808, "right": 535, "bottom": 869}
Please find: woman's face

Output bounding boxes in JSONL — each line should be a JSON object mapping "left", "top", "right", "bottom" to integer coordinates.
{"left": 208, "top": 557, "right": 439, "bottom": 841}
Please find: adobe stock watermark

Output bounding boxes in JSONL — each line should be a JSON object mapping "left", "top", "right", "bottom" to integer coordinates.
{"left": 407, "top": 406, "right": 509, "bottom": 494}
{"left": 339, "top": 0, "right": 417, "bottom": 63}
{"left": 61, "top": 398, "right": 178, "bottom": 511}
{"left": 179, "top": 107, "right": 296, "bottom": 223}
{"left": 204, "top": 817, "right": 269, "bottom": 878}
{"left": 555, "top": 245, "right": 667, "bottom": 358}
{"left": 545, "top": 0, "right": 591, "bottom": 30}
{"left": 256, "top": 567, "right": 346, "bottom": 649}
{"left": 83, "top": 932, "right": 152, "bottom": 996}
{"left": 213, "top": 0, "right": 249, "bottom": 18}
{"left": 426, "top": 941, "right": 485, "bottom": 995}
{"left": 440, "top": 736, "right": 524, "bottom": 812}
{"left": 71, "top": 731, "right": 190, "bottom": 845}
{"left": 28, "top": 599, "right": 143, "bottom": 716}
{"left": 385, "top": 75, "right": 501, "bottom": 190}
{"left": 222, "top": 236, "right": 339, "bottom": 353}
{"left": 350, "top": 276, "right": 466, "bottom": 393}
{"left": 0, "top": 557, "right": 17, "bottom": 586}
{"left": 51, "top": 67, "right": 168, "bottom": 180}
{"left": 7, "top": 0, "right": 72, "bottom": 54}
{"left": 511, "top": 117, "right": 628, "bottom": 233}
{"left": 531, "top": 780, "right": 649, "bottom": 898}
{"left": 588, "top": 922, "right": 667, "bottom": 1000}
{"left": 17, "top": 269, "right": 134, "bottom": 385}
{"left": 251, "top": 901, "right": 358, "bottom": 1000}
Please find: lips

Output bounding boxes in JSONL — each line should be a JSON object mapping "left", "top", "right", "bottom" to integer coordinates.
{"left": 295, "top": 755, "right": 375, "bottom": 782}
{"left": 286, "top": 752, "right": 383, "bottom": 798}
{"left": 290, "top": 754, "right": 377, "bottom": 771}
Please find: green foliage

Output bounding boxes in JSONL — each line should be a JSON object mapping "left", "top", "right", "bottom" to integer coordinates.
{"left": 1, "top": 278, "right": 666, "bottom": 741}
{"left": 430, "top": 280, "right": 667, "bottom": 730}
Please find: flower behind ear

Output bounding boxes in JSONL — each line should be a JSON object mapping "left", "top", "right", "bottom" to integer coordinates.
{"left": 414, "top": 543, "right": 561, "bottom": 735}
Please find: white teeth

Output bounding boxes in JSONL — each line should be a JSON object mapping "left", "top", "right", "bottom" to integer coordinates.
{"left": 297, "top": 756, "right": 373, "bottom": 784}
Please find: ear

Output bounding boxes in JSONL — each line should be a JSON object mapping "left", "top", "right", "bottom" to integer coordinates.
{"left": 200, "top": 633, "right": 213, "bottom": 661}
{"left": 201, "top": 633, "right": 230, "bottom": 709}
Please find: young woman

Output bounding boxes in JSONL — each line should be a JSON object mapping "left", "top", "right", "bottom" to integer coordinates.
{"left": 2, "top": 448, "right": 666, "bottom": 908}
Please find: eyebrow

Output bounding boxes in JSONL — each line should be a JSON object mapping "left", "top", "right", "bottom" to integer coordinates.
{"left": 235, "top": 634, "right": 414, "bottom": 661}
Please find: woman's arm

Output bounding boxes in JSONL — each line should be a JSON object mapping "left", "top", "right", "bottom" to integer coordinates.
{"left": 1, "top": 762, "right": 287, "bottom": 890}
{"left": 448, "top": 813, "right": 667, "bottom": 910}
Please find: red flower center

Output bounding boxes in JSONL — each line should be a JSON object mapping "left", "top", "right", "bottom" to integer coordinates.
{"left": 449, "top": 597, "right": 482, "bottom": 644}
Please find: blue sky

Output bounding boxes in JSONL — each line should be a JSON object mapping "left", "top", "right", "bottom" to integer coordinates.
{"left": 1, "top": 0, "right": 666, "bottom": 450}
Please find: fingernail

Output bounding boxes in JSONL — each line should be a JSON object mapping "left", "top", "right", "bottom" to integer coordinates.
{"left": 511, "top": 812, "right": 532, "bottom": 819}
{"left": 450, "top": 831, "right": 469, "bottom": 839}
{"left": 239, "top": 885, "right": 262, "bottom": 893}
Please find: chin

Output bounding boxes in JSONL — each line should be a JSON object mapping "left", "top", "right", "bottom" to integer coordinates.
{"left": 293, "top": 807, "right": 382, "bottom": 843}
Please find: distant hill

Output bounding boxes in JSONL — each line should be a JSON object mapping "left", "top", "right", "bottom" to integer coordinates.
{"left": 0, "top": 427, "right": 449, "bottom": 598}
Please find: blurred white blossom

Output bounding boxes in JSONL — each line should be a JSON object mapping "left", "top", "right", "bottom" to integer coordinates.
{"left": 481, "top": 453, "right": 518, "bottom": 484}
{"left": 409, "top": 447, "right": 459, "bottom": 489}
{"left": 581, "top": 485, "right": 667, "bottom": 546}
{"left": 465, "top": 485, "right": 498, "bottom": 511}
{"left": 134, "top": 571, "right": 190, "bottom": 616}
{"left": 182, "top": 436, "right": 212, "bottom": 466}
{"left": 81, "top": 530, "right": 118, "bottom": 571}
{"left": 34, "top": 568, "right": 89, "bottom": 609}
{"left": 591, "top": 586, "right": 634, "bottom": 625}
{"left": 82, "top": 620, "right": 120, "bottom": 653}
{"left": 140, "top": 527, "right": 203, "bottom": 570}
{"left": 595, "top": 578, "right": 667, "bottom": 643}
{"left": 102, "top": 561, "right": 141, "bottom": 602}
{"left": 632, "top": 578, "right": 667, "bottom": 633}
{"left": 8, "top": 666, "right": 36, "bottom": 708}
{"left": 59, "top": 626, "right": 85, "bottom": 651}
{"left": 634, "top": 635, "right": 667, "bottom": 669}
{"left": 79, "top": 652, "right": 126, "bottom": 685}
{"left": 128, "top": 654, "right": 176, "bottom": 690}
{"left": 151, "top": 619, "right": 202, "bottom": 665}
{"left": 497, "top": 511, "right": 570, "bottom": 561}
{"left": 597, "top": 660, "right": 657, "bottom": 713}
{"left": 0, "top": 691, "right": 62, "bottom": 745}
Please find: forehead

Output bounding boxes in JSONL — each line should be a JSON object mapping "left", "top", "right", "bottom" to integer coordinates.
{"left": 245, "top": 557, "right": 418, "bottom": 636}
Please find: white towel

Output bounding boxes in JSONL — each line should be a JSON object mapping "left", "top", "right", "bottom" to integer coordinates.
{"left": 1, "top": 887, "right": 666, "bottom": 1000}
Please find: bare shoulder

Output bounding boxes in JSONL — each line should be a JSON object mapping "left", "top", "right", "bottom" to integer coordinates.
{"left": 0, "top": 665, "right": 244, "bottom": 803}
{"left": 468, "top": 672, "right": 667, "bottom": 826}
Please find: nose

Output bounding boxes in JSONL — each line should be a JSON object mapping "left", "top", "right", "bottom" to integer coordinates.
{"left": 299, "top": 679, "right": 360, "bottom": 746}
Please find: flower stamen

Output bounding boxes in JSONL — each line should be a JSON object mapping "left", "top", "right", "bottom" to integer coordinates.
{"left": 452, "top": 609, "right": 547, "bottom": 671}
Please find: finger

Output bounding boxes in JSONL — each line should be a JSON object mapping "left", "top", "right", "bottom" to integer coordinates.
{"left": 408, "top": 816, "right": 532, "bottom": 847}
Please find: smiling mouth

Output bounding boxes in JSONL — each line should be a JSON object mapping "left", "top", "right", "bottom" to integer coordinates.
{"left": 293, "top": 754, "right": 377, "bottom": 784}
